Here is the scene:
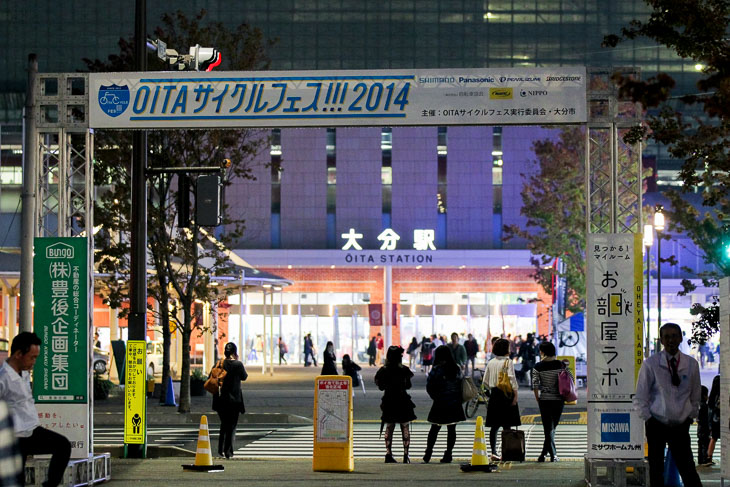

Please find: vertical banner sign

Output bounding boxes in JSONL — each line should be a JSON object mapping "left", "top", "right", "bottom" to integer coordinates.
{"left": 313, "top": 376, "right": 354, "bottom": 472}
{"left": 33, "top": 238, "right": 88, "bottom": 402}
{"left": 586, "top": 234, "right": 644, "bottom": 459}
{"left": 124, "top": 340, "right": 147, "bottom": 444}
{"left": 719, "top": 278, "right": 729, "bottom": 477}
{"left": 33, "top": 237, "right": 89, "bottom": 458}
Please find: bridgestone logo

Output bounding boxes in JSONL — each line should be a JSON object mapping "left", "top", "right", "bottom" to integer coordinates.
{"left": 601, "top": 422, "right": 629, "bottom": 433}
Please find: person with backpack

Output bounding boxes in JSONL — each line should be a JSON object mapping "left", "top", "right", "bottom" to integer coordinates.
{"left": 367, "top": 336, "right": 378, "bottom": 366}
{"left": 420, "top": 336, "right": 434, "bottom": 373}
{"left": 422, "top": 345, "right": 466, "bottom": 464}
{"left": 531, "top": 341, "right": 572, "bottom": 462}
{"left": 518, "top": 334, "right": 537, "bottom": 386}
{"left": 211, "top": 342, "right": 248, "bottom": 459}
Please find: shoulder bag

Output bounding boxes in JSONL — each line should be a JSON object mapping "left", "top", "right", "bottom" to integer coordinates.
{"left": 558, "top": 366, "right": 577, "bottom": 402}
{"left": 204, "top": 359, "right": 227, "bottom": 395}
{"left": 462, "top": 376, "right": 478, "bottom": 403}
{"left": 496, "top": 359, "right": 514, "bottom": 397}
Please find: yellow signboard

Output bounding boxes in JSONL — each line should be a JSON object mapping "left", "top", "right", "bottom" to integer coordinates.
{"left": 313, "top": 376, "right": 353, "bottom": 472}
{"left": 124, "top": 340, "right": 147, "bottom": 444}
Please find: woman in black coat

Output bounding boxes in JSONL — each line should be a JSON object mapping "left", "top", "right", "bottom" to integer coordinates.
{"left": 375, "top": 346, "right": 417, "bottom": 463}
{"left": 321, "top": 341, "right": 338, "bottom": 375}
{"left": 211, "top": 342, "right": 248, "bottom": 459}
{"left": 423, "top": 345, "right": 466, "bottom": 463}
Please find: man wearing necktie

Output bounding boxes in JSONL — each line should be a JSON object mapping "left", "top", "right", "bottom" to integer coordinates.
{"left": 634, "top": 322, "right": 702, "bottom": 486}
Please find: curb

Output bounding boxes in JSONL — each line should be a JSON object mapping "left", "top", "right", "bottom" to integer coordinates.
{"left": 93, "top": 412, "right": 313, "bottom": 426}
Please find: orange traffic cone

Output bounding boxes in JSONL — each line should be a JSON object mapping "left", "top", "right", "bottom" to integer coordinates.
{"left": 460, "top": 416, "right": 497, "bottom": 473}
{"left": 182, "top": 415, "right": 224, "bottom": 472}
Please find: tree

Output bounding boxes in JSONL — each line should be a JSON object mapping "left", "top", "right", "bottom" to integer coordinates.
{"left": 89, "top": 10, "right": 274, "bottom": 412}
{"left": 604, "top": 0, "right": 730, "bottom": 343}
{"left": 503, "top": 127, "right": 587, "bottom": 314}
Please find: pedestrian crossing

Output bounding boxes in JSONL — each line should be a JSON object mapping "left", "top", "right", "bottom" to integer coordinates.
{"left": 234, "top": 423, "right": 720, "bottom": 461}
{"left": 93, "top": 423, "right": 720, "bottom": 462}
{"left": 93, "top": 426, "right": 274, "bottom": 449}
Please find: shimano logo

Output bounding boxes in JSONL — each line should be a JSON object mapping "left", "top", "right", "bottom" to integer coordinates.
{"left": 489, "top": 88, "right": 513, "bottom": 100}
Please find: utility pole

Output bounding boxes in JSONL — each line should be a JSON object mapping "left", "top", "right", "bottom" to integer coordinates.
{"left": 19, "top": 53, "right": 37, "bottom": 334}
{"left": 126, "top": 0, "right": 147, "bottom": 459}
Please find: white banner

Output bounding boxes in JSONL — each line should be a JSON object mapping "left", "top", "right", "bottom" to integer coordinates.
{"left": 586, "top": 234, "right": 644, "bottom": 459}
{"left": 89, "top": 67, "right": 586, "bottom": 129}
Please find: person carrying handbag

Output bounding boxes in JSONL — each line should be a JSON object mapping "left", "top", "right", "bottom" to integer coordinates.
{"left": 211, "top": 342, "right": 248, "bottom": 459}
{"left": 531, "top": 341, "right": 571, "bottom": 462}
{"left": 482, "top": 338, "right": 520, "bottom": 461}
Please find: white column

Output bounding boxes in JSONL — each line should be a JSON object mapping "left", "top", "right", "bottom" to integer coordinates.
{"left": 384, "top": 266, "right": 392, "bottom": 351}
{"left": 8, "top": 295, "right": 18, "bottom": 340}
{"left": 2, "top": 292, "right": 9, "bottom": 340}
{"left": 262, "top": 291, "right": 267, "bottom": 374}
{"left": 203, "top": 302, "right": 214, "bottom": 372}
{"left": 239, "top": 286, "right": 245, "bottom": 357}
{"left": 109, "top": 307, "right": 119, "bottom": 341}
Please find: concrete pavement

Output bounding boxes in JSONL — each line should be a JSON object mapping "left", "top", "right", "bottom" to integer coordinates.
{"left": 105, "top": 457, "right": 726, "bottom": 486}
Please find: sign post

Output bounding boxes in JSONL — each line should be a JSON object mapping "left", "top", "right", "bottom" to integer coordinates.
{"left": 124, "top": 340, "right": 147, "bottom": 454}
{"left": 586, "top": 234, "right": 644, "bottom": 458}
{"left": 313, "top": 376, "right": 353, "bottom": 472}
{"left": 33, "top": 237, "right": 90, "bottom": 458}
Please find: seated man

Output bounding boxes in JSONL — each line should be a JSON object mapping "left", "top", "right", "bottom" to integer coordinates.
{"left": 0, "top": 332, "right": 71, "bottom": 487}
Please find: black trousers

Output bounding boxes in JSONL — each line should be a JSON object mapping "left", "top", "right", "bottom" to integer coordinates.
{"left": 538, "top": 399, "right": 564, "bottom": 459}
{"left": 217, "top": 409, "right": 240, "bottom": 458}
{"left": 646, "top": 417, "right": 702, "bottom": 487}
{"left": 18, "top": 426, "right": 71, "bottom": 487}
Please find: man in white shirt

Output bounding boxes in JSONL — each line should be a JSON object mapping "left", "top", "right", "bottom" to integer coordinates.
{"left": 0, "top": 332, "right": 71, "bottom": 487}
{"left": 634, "top": 323, "right": 702, "bottom": 487}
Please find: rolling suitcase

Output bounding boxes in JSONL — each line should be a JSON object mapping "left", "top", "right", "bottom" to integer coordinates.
{"left": 501, "top": 428, "right": 525, "bottom": 462}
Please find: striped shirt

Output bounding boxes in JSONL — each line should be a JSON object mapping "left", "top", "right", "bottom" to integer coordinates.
{"left": 0, "top": 400, "right": 22, "bottom": 487}
{"left": 532, "top": 359, "right": 572, "bottom": 401}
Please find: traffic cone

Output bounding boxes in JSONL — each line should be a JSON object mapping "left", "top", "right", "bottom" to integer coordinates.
{"left": 460, "top": 416, "right": 497, "bottom": 473}
{"left": 163, "top": 376, "right": 177, "bottom": 407}
{"left": 182, "top": 415, "right": 224, "bottom": 472}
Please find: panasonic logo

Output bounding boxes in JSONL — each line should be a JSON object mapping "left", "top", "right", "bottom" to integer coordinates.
{"left": 601, "top": 423, "right": 629, "bottom": 433}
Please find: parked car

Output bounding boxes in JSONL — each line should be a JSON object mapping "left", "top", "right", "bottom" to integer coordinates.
{"left": 93, "top": 347, "right": 109, "bottom": 375}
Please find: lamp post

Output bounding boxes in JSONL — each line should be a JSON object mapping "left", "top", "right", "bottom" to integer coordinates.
{"left": 654, "top": 205, "right": 666, "bottom": 354}
{"left": 643, "top": 224, "right": 653, "bottom": 358}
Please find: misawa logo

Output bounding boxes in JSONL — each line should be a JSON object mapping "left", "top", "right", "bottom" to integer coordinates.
{"left": 98, "top": 84, "right": 130, "bottom": 117}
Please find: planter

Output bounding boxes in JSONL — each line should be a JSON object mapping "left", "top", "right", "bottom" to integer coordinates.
{"left": 190, "top": 378, "right": 206, "bottom": 396}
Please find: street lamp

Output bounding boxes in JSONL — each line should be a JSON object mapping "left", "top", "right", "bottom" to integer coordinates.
{"left": 643, "top": 224, "right": 653, "bottom": 358}
{"left": 654, "top": 205, "right": 666, "bottom": 354}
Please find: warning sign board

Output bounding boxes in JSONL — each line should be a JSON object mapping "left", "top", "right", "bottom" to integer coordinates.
{"left": 124, "top": 340, "right": 146, "bottom": 444}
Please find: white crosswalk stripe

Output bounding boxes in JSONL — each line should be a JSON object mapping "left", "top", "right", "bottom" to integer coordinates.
{"left": 93, "top": 426, "right": 274, "bottom": 449}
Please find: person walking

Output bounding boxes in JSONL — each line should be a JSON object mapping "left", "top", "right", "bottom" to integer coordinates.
{"left": 303, "top": 333, "right": 317, "bottom": 367}
{"left": 376, "top": 333, "right": 385, "bottom": 365}
{"left": 531, "top": 341, "right": 571, "bottom": 462}
{"left": 367, "top": 336, "right": 377, "bottom": 366}
{"left": 421, "top": 336, "right": 434, "bottom": 373}
{"left": 423, "top": 345, "right": 466, "bottom": 464}
{"left": 464, "top": 333, "right": 479, "bottom": 376}
{"left": 706, "top": 374, "right": 720, "bottom": 465}
{"left": 483, "top": 338, "right": 521, "bottom": 461}
{"left": 0, "top": 332, "right": 71, "bottom": 487}
{"left": 278, "top": 337, "right": 288, "bottom": 365}
{"left": 447, "top": 332, "right": 467, "bottom": 372}
{"left": 342, "top": 354, "right": 362, "bottom": 395}
{"left": 374, "top": 346, "right": 417, "bottom": 463}
{"left": 211, "top": 342, "right": 248, "bottom": 459}
{"left": 321, "top": 341, "right": 338, "bottom": 375}
{"left": 406, "top": 337, "right": 420, "bottom": 370}
{"left": 634, "top": 322, "right": 702, "bottom": 487}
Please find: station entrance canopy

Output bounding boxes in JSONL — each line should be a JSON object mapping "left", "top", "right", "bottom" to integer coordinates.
{"left": 88, "top": 67, "right": 586, "bottom": 129}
